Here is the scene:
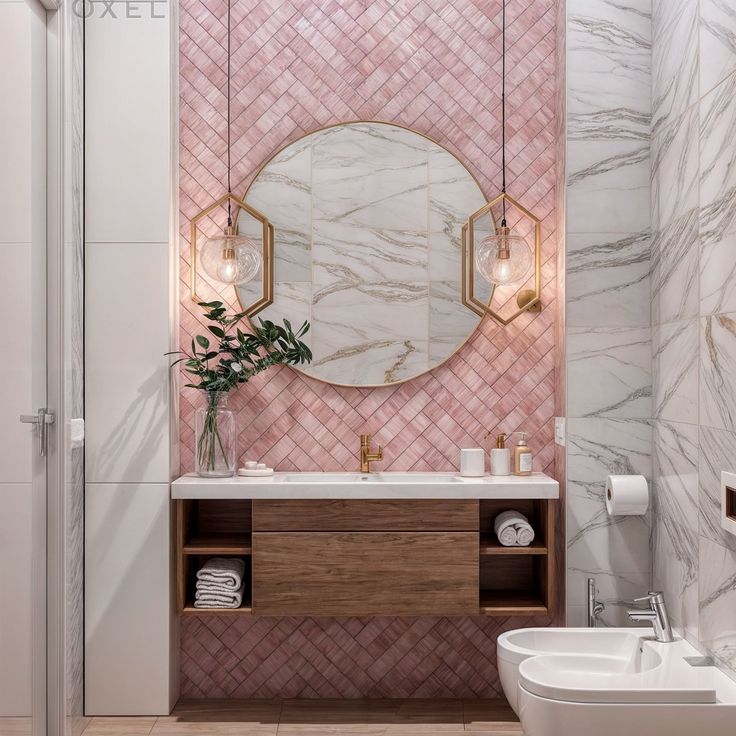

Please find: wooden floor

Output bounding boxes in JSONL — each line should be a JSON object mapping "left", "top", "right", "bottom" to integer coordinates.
{"left": 0, "top": 699, "right": 523, "bottom": 736}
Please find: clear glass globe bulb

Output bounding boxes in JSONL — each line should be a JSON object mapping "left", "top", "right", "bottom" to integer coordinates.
{"left": 200, "top": 227, "right": 262, "bottom": 286}
{"left": 474, "top": 225, "right": 533, "bottom": 286}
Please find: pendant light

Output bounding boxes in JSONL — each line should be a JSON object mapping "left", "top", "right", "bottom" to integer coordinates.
{"left": 473, "top": 0, "right": 533, "bottom": 287}
{"left": 198, "top": 0, "right": 262, "bottom": 287}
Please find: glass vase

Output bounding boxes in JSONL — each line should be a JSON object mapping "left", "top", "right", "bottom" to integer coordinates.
{"left": 195, "top": 391, "right": 236, "bottom": 477}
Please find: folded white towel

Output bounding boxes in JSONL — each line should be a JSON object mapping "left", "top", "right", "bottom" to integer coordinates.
{"left": 195, "top": 580, "right": 239, "bottom": 596}
{"left": 195, "top": 557, "right": 245, "bottom": 590}
{"left": 494, "top": 510, "right": 535, "bottom": 547}
{"left": 194, "top": 581, "right": 245, "bottom": 609}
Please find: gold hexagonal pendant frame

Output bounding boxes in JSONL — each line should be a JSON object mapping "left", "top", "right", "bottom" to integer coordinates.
{"left": 461, "top": 191, "right": 542, "bottom": 326}
{"left": 189, "top": 191, "right": 274, "bottom": 316}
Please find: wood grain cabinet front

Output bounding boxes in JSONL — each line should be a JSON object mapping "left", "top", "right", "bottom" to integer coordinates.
{"left": 251, "top": 531, "right": 479, "bottom": 616}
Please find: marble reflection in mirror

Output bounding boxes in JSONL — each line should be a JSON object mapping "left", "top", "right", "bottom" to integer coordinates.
{"left": 237, "top": 122, "right": 489, "bottom": 386}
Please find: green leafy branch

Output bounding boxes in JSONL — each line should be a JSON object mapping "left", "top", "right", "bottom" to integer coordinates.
{"left": 167, "top": 301, "right": 312, "bottom": 394}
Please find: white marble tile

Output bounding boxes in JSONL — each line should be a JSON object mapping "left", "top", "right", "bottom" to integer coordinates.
{"left": 700, "top": 313, "right": 736, "bottom": 431}
{"left": 313, "top": 220, "right": 428, "bottom": 285}
{"left": 700, "top": 227, "right": 736, "bottom": 315}
{"left": 699, "top": 425, "right": 736, "bottom": 552}
{"left": 699, "top": 70, "right": 736, "bottom": 245}
{"left": 567, "top": 326, "right": 651, "bottom": 419}
{"left": 699, "top": 536, "right": 736, "bottom": 678}
{"left": 567, "top": 140, "right": 650, "bottom": 233}
{"left": 427, "top": 143, "right": 486, "bottom": 240}
{"left": 566, "top": 231, "right": 651, "bottom": 328}
{"left": 699, "top": 0, "right": 736, "bottom": 97}
{"left": 245, "top": 136, "right": 311, "bottom": 282}
{"left": 428, "top": 280, "right": 482, "bottom": 365}
{"left": 652, "top": 420, "right": 699, "bottom": 640}
{"left": 652, "top": 0, "right": 698, "bottom": 134}
{"left": 651, "top": 210, "right": 699, "bottom": 324}
{"left": 566, "top": 417, "right": 652, "bottom": 575}
{"left": 567, "top": 568, "right": 651, "bottom": 627}
{"left": 651, "top": 105, "right": 698, "bottom": 230}
{"left": 567, "top": 0, "right": 651, "bottom": 142}
{"left": 310, "top": 279, "right": 430, "bottom": 386}
{"left": 652, "top": 319, "right": 699, "bottom": 423}
{"left": 311, "top": 124, "right": 428, "bottom": 232}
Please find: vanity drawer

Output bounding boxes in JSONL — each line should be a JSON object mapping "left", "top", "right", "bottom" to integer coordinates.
{"left": 252, "top": 499, "right": 479, "bottom": 531}
{"left": 252, "top": 532, "right": 479, "bottom": 616}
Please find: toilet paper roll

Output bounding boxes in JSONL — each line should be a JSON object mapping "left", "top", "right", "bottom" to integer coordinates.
{"left": 605, "top": 474, "right": 649, "bottom": 516}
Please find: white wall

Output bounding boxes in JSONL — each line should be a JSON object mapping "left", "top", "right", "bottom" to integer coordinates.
{"left": 84, "top": 0, "right": 177, "bottom": 715}
{"left": 0, "top": 0, "right": 47, "bottom": 717}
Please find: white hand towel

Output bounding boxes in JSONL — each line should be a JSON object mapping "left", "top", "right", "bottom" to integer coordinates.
{"left": 515, "top": 522, "right": 535, "bottom": 546}
{"left": 494, "top": 510, "right": 535, "bottom": 547}
{"left": 194, "top": 581, "right": 245, "bottom": 609}
{"left": 195, "top": 580, "right": 240, "bottom": 595}
{"left": 196, "top": 557, "right": 245, "bottom": 590}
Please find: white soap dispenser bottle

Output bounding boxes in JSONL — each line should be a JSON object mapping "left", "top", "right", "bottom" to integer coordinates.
{"left": 490, "top": 433, "right": 511, "bottom": 476}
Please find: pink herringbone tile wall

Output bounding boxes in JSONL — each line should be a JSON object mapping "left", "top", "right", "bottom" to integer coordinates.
{"left": 179, "top": 0, "right": 560, "bottom": 698}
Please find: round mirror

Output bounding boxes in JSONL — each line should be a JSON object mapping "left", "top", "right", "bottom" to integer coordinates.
{"left": 237, "top": 122, "right": 488, "bottom": 387}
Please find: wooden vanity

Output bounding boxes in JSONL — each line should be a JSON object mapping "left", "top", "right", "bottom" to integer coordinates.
{"left": 174, "top": 484, "right": 557, "bottom": 617}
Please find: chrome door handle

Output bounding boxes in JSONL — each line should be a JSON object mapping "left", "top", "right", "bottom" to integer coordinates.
{"left": 20, "top": 408, "right": 55, "bottom": 456}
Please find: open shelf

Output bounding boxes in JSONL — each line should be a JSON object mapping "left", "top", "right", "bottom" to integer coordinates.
{"left": 182, "top": 532, "right": 252, "bottom": 556}
{"left": 479, "top": 534, "right": 547, "bottom": 555}
{"left": 480, "top": 589, "right": 548, "bottom": 616}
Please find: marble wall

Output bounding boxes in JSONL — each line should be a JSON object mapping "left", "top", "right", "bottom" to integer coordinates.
{"left": 651, "top": 0, "right": 736, "bottom": 680}
{"left": 563, "top": 0, "right": 653, "bottom": 625}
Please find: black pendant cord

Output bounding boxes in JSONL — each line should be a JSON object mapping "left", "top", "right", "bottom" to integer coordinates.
{"left": 226, "top": 0, "right": 232, "bottom": 227}
{"left": 500, "top": 0, "right": 507, "bottom": 227}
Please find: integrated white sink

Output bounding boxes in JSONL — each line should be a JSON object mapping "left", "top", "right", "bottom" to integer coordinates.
{"left": 282, "top": 472, "right": 461, "bottom": 483}
{"left": 171, "top": 470, "right": 559, "bottom": 500}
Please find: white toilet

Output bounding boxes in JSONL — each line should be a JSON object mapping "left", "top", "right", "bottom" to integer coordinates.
{"left": 497, "top": 627, "right": 736, "bottom": 736}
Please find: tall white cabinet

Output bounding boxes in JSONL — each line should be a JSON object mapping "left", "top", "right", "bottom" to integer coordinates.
{"left": 84, "top": 3, "right": 178, "bottom": 715}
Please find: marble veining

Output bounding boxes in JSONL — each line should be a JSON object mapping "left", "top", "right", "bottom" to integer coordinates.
{"left": 699, "top": 425, "right": 736, "bottom": 552}
{"left": 651, "top": 209, "right": 699, "bottom": 324}
{"left": 700, "top": 228, "right": 736, "bottom": 315}
{"left": 699, "top": 536, "right": 736, "bottom": 677}
{"left": 567, "top": 326, "right": 651, "bottom": 418}
{"left": 652, "top": 319, "right": 698, "bottom": 424}
{"left": 699, "top": 70, "right": 736, "bottom": 245}
{"left": 700, "top": 0, "right": 736, "bottom": 97}
{"left": 700, "top": 313, "right": 736, "bottom": 430}
{"left": 566, "top": 231, "right": 650, "bottom": 328}
{"left": 652, "top": 0, "right": 698, "bottom": 134}
{"left": 241, "top": 122, "right": 487, "bottom": 386}
{"left": 652, "top": 420, "right": 699, "bottom": 640}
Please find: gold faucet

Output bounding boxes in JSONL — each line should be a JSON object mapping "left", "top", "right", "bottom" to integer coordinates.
{"left": 360, "top": 434, "right": 383, "bottom": 473}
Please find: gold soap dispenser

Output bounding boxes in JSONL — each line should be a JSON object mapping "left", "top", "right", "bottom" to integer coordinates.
{"left": 513, "top": 432, "right": 533, "bottom": 476}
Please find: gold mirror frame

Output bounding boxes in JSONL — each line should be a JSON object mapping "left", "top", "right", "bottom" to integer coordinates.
{"left": 461, "top": 191, "right": 542, "bottom": 326}
{"left": 189, "top": 191, "right": 274, "bottom": 317}
{"left": 234, "top": 120, "right": 491, "bottom": 389}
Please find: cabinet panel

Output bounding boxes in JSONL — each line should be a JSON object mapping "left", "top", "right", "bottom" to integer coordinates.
{"left": 252, "top": 499, "right": 479, "bottom": 531}
{"left": 252, "top": 532, "right": 479, "bottom": 616}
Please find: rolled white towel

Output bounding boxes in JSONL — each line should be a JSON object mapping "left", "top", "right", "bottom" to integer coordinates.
{"left": 196, "top": 557, "right": 245, "bottom": 590}
{"left": 494, "top": 510, "right": 535, "bottom": 547}
{"left": 515, "top": 522, "right": 535, "bottom": 546}
{"left": 194, "top": 581, "right": 245, "bottom": 609}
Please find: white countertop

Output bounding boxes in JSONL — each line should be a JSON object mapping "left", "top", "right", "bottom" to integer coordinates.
{"left": 171, "top": 471, "right": 559, "bottom": 500}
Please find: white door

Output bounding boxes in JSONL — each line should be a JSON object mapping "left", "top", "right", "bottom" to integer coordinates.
{"left": 0, "top": 0, "right": 50, "bottom": 733}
